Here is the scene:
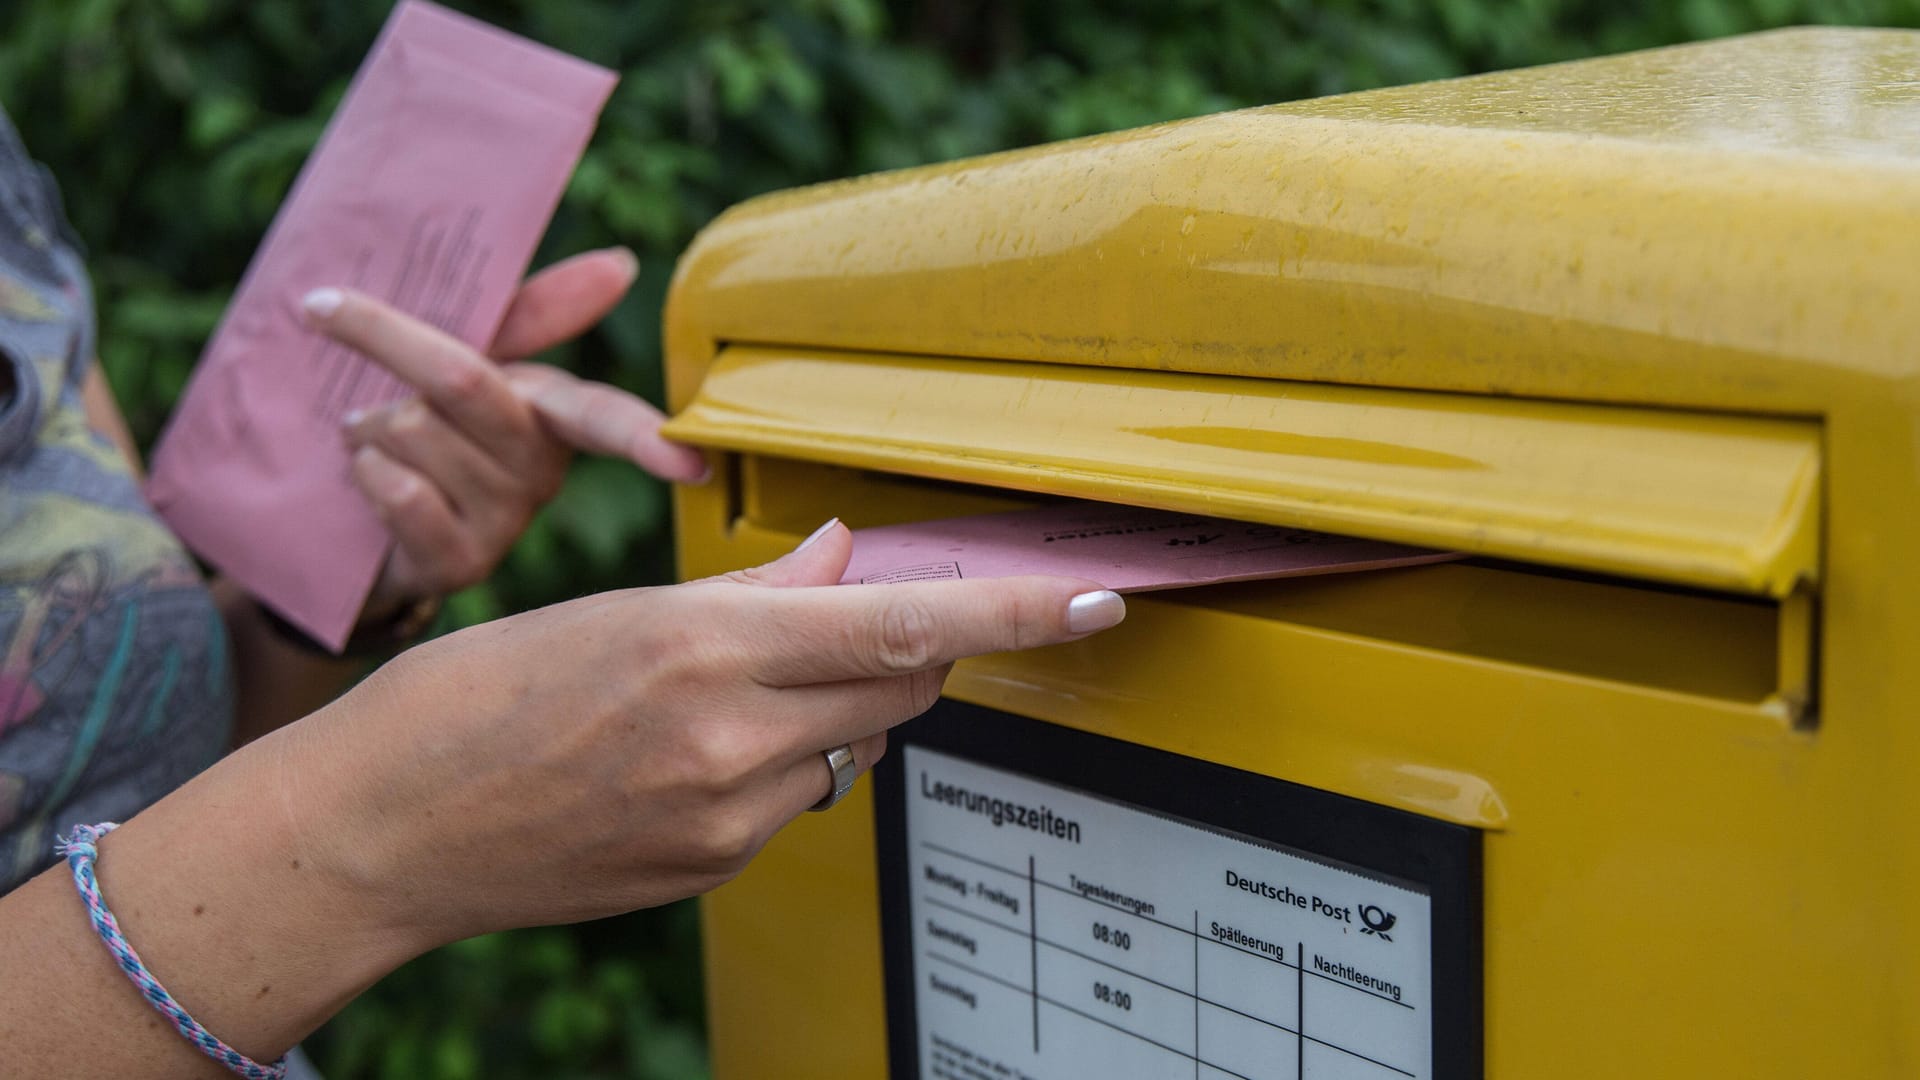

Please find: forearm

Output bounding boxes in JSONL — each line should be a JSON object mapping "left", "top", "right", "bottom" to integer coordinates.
{"left": 212, "top": 577, "right": 377, "bottom": 746}
{"left": 0, "top": 721, "right": 423, "bottom": 1076}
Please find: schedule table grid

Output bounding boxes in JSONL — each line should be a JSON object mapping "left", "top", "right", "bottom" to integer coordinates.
{"left": 916, "top": 840, "right": 1421, "bottom": 1079}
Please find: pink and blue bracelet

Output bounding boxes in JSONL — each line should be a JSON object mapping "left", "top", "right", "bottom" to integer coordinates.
{"left": 57, "top": 822, "right": 290, "bottom": 1080}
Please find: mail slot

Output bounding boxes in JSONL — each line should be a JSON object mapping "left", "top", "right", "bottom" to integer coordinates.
{"left": 660, "top": 28, "right": 1920, "bottom": 1079}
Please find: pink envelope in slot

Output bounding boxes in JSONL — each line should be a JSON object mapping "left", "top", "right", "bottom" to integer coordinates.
{"left": 841, "top": 501, "right": 1461, "bottom": 592}
{"left": 146, "top": 0, "right": 616, "bottom": 650}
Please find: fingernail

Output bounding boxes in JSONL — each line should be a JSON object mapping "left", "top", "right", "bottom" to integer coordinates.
{"left": 379, "top": 467, "right": 419, "bottom": 503}
{"left": 795, "top": 517, "right": 840, "bottom": 553}
{"left": 301, "top": 287, "right": 344, "bottom": 322}
{"left": 342, "top": 409, "right": 366, "bottom": 428}
{"left": 1067, "top": 590, "right": 1126, "bottom": 634}
{"left": 609, "top": 246, "right": 639, "bottom": 280}
{"left": 353, "top": 445, "right": 412, "bottom": 502}
{"left": 686, "top": 460, "right": 713, "bottom": 486}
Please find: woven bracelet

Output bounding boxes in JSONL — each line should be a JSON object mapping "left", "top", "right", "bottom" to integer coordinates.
{"left": 56, "top": 823, "right": 290, "bottom": 1080}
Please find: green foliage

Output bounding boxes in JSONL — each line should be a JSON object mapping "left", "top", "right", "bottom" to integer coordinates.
{"left": 318, "top": 905, "right": 707, "bottom": 1079}
{"left": 2, "top": 0, "right": 1915, "bottom": 1075}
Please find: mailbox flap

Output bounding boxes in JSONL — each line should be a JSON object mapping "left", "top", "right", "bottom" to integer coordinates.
{"left": 663, "top": 345, "right": 1821, "bottom": 598}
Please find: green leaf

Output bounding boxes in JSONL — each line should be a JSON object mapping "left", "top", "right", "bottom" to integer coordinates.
{"left": 704, "top": 34, "right": 765, "bottom": 115}
{"left": 545, "top": 458, "right": 667, "bottom": 576}
{"left": 188, "top": 91, "right": 257, "bottom": 148}
{"left": 430, "top": 1028, "right": 480, "bottom": 1080}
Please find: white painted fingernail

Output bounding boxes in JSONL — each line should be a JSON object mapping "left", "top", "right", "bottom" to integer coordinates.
{"left": 301, "top": 287, "right": 344, "bottom": 321}
{"left": 795, "top": 517, "right": 840, "bottom": 553}
{"left": 342, "top": 409, "right": 366, "bottom": 428}
{"left": 1067, "top": 590, "right": 1126, "bottom": 634}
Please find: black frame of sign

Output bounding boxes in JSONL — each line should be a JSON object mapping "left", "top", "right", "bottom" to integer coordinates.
{"left": 872, "top": 697, "right": 1484, "bottom": 1080}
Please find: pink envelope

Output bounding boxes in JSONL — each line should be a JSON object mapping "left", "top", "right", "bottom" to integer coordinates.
{"left": 841, "top": 501, "right": 1459, "bottom": 591}
{"left": 146, "top": 0, "right": 616, "bottom": 650}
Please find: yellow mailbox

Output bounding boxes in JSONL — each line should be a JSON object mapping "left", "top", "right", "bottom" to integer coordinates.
{"left": 660, "top": 28, "right": 1920, "bottom": 1079}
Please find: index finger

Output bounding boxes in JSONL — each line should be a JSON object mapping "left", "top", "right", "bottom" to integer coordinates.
{"left": 733, "top": 576, "right": 1126, "bottom": 687}
{"left": 303, "top": 287, "right": 535, "bottom": 458}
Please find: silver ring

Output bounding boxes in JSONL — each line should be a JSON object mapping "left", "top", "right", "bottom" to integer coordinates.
{"left": 808, "top": 744, "right": 858, "bottom": 812}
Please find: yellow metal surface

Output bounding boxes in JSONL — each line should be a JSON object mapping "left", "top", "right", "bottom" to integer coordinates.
{"left": 665, "top": 345, "right": 1822, "bottom": 596}
{"left": 666, "top": 28, "right": 1920, "bottom": 413}
{"left": 671, "top": 28, "right": 1920, "bottom": 1080}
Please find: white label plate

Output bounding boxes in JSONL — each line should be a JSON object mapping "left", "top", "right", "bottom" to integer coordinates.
{"left": 905, "top": 745, "right": 1433, "bottom": 1080}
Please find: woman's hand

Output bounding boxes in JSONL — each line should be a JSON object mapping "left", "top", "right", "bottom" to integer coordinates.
{"left": 0, "top": 523, "right": 1125, "bottom": 1076}
{"left": 285, "top": 520, "right": 1127, "bottom": 947}
{"left": 301, "top": 248, "right": 707, "bottom": 620}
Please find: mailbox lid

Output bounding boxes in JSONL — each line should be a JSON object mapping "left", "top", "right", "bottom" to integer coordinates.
{"left": 664, "top": 345, "right": 1820, "bottom": 598}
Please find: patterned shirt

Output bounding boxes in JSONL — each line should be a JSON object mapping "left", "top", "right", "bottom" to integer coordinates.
{"left": 0, "top": 108, "right": 232, "bottom": 892}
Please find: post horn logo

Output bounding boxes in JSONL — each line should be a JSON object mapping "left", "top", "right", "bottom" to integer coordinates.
{"left": 1358, "top": 904, "right": 1396, "bottom": 942}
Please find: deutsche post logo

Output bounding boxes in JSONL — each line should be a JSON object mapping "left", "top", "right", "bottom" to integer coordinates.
{"left": 1358, "top": 904, "right": 1396, "bottom": 942}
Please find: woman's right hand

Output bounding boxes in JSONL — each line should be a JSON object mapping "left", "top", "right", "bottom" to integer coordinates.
{"left": 0, "top": 520, "right": 1124, "bottom": 1077}
{"left": 283, "top": 518, "right": 1126, "bottom": 949}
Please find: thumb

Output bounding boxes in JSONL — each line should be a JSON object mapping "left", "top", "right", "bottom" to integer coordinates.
{"left": 488, "top": 247, "right": 638, "bottom": 361}
{"left": 710, "top": 518, "right": 852, "bottom": 589}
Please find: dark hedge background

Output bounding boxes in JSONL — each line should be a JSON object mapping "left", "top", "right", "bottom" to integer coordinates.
{"left": 3, "top": 0, "right": 1915, "bottom": 1075}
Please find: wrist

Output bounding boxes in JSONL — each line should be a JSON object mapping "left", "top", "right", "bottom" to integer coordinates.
{"left": 271, "top": 658, "right": 474, "bottom": 952}
{"left": 260, "top": 593, "right": 442, "bottom": 658}
{"left": 85, "top": 731, "right": 427, "bottom": 1061}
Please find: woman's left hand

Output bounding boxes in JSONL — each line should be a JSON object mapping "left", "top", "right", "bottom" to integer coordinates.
{"left": 300, "top": 247, "right": 709, "bottom": 621}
